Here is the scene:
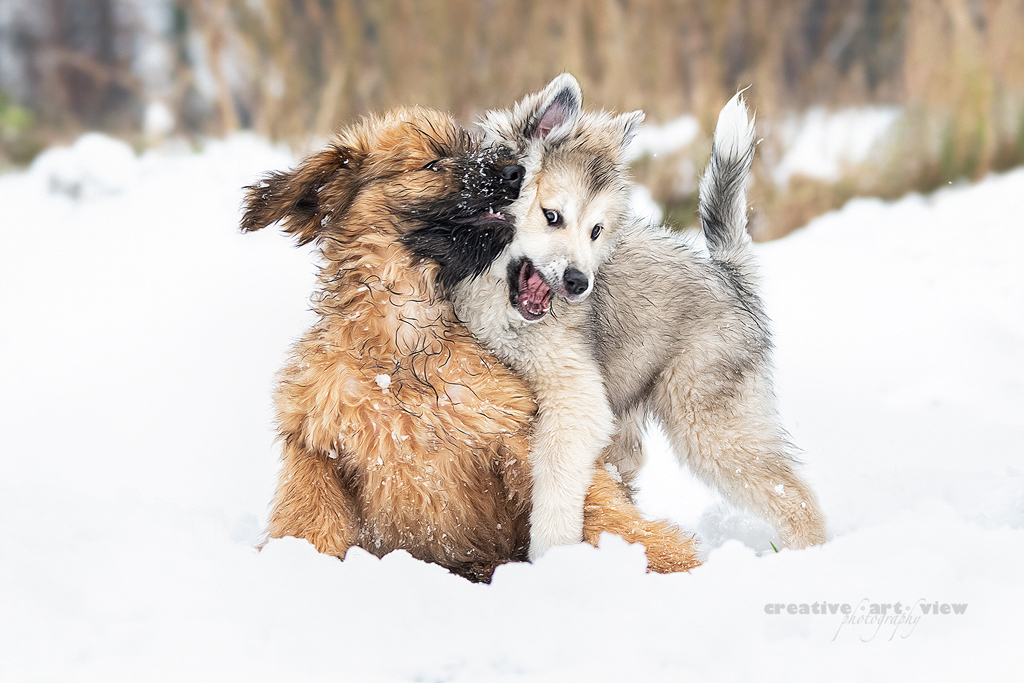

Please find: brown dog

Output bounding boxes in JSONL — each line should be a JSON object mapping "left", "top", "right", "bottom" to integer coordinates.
{"left": 241, "top": 106, "right": 699, "bottom": 581}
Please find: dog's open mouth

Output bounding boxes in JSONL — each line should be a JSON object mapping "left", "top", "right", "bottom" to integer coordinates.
{"left": 510, "top": 258, "right": 551, "bottom": 321}
{"left": 453, "top": 207, "right": 507, "bottom": 228}
{"left": 477, "top": 208, "right": 507, "bottom": 226}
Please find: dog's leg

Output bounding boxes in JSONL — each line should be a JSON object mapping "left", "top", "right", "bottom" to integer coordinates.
{"left": 265, "top": 439, "right": 361, "bottom": 557}
{"left": 600, "top": 405, "right": 649, "bottom": 494}
{"left": 583, "top": 461, "right": 701, "bottom": 572}
{"left": 652, "top": 91, "right": 825, "bottom": 549}
{"left": 526, "top": 358, "right": 615, "bottom": 560}
{"left": 653, "top": 370, "right": 827, "bottom": 550}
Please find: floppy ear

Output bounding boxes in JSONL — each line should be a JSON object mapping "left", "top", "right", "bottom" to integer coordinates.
{"left": 523, "top": 73, "right": 583, "bottom": 143}
{"left": 240, "top": 144, "right": 364, "bottom": 245}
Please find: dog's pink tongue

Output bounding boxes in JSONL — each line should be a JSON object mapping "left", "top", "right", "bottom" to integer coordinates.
{"left": 518, "top": 261, "right": 551, "bottom": 320}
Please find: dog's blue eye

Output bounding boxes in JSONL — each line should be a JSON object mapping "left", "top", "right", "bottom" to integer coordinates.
{"left": 591, "top": 224, "right": 603, "bottom": 240}
{"left": 543, "top": 209, "right": 562, "bottom": 226}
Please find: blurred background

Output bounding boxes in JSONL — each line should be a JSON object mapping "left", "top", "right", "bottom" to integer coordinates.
{"left": 2, "top": 0, "right": 1022, "bottom": 239}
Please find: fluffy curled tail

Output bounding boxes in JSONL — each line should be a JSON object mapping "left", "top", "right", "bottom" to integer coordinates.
{"left": 699, "top": 91, "right": 757, "bottom": 263}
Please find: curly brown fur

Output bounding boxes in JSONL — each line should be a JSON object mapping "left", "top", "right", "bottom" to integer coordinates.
{"left": 242, "top": 106, "right": 699, "bottom": 581}
{"left": 584, "top": 461, "right": 700, "bottom": 572}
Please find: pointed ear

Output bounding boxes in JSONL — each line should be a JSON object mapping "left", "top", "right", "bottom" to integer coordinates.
{"left": 525, "top": 73, "right": 583, "bottom": 142}
{"left": 617, "top": 110, "right": 646, "bottom": 150}
{"left": 240, "top": 144, "right": 364, "bottom": 245}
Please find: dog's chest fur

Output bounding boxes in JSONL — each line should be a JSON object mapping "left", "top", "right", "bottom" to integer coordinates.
{"left": 285, "top": 237, "right": 534, "bottom": 457}
{"left": 453, "top": 269, "right": 595, "bottom": 384}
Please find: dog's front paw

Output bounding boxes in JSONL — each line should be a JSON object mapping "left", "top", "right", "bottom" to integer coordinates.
{"left": 528, "top": 535, "right": 552, "bottom": 562}
{"left": 528, "top": 513, "right": 585, "bottom": 561}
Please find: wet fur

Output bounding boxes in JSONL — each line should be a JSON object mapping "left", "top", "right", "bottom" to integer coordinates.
{"left": 242, "top": 106, "right": 699, "bottom": 581}
{"left": 454, "top": 77, "right": 827, "bottom": 557}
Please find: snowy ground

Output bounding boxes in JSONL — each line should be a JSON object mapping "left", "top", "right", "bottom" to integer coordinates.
{"left": 2, "top": 133, "right": 1022, "bottom": 682}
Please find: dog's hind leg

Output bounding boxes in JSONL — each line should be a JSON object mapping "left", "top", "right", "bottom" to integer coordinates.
{"left": 652, "top": 370, "right": 827, "bottom": 550}
{"left": 647, "top": 92, "right": 826, "bottom": 550}
{"left": 264, "top": 439, "right": 361, "bottom": 557}
{"left": 583, "top": 462, "right": 701, "bottom": 573}
{"left": 600, "top": 404, "right": 649, "bottom": 495}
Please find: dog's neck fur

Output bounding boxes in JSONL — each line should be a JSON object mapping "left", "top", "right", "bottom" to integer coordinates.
{"left": 451, "top": 263, "right": 592, "bottom": 385}
{"left": 451, "top": 267, "right": 527, "bottom": 362}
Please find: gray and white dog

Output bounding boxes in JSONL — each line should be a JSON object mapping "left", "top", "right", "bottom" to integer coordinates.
{"left": 452, "top": 74, "right": 828, "bottom": 559}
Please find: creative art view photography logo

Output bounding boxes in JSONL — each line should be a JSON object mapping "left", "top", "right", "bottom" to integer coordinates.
{"left": 764, "top": 599, "right": 968, "bottom": 642}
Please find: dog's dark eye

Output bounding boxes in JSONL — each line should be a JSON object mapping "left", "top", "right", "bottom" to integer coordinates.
{"left": 543, "top": 209, "right": 562, "bottom": 226}
{"left": 591, "top": 224, "right": 603, "bottom": 240}
{"left": 423, "top": 160, "right": 441, "bottom": 171}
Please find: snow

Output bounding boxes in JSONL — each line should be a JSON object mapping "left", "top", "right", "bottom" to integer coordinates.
{"left": 629, "top": 184, "right": 664, "bottom": 224}
{"left": 29, "top": 133, "right": 141, "bottom": 199}
{"left": 2, "top": 132, "right": 1022, "bottom": 681}
{"left": 143, "top": 101, "right": 176, "bottom": 143}
{"left": 627, "top": 113, "right": 700, "bottom": 160}
{"left": 772, "top": 106, "right": 901, "bottom": 187}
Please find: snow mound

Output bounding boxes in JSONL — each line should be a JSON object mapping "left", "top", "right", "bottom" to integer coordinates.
{"left": 29, "top": 132, "right": 140, "bottom": 199}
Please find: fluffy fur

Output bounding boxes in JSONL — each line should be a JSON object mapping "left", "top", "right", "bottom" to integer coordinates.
{"left": 241, "top": 106, "right": 699, "bottom": 581}
{"left": 453, "top": 76, "right": 827, "bottom": 558}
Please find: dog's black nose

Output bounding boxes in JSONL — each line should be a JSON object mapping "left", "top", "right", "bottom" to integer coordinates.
{"left": 501, "top": 164, "right": 524, "bottom": 191}
{"left": 563, "top": 267, "right": 590, "bottom": 297}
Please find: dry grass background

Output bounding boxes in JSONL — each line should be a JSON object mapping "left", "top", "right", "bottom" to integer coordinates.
{"left": 4, "top": 0, "right": 1024, "bottom": 238}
